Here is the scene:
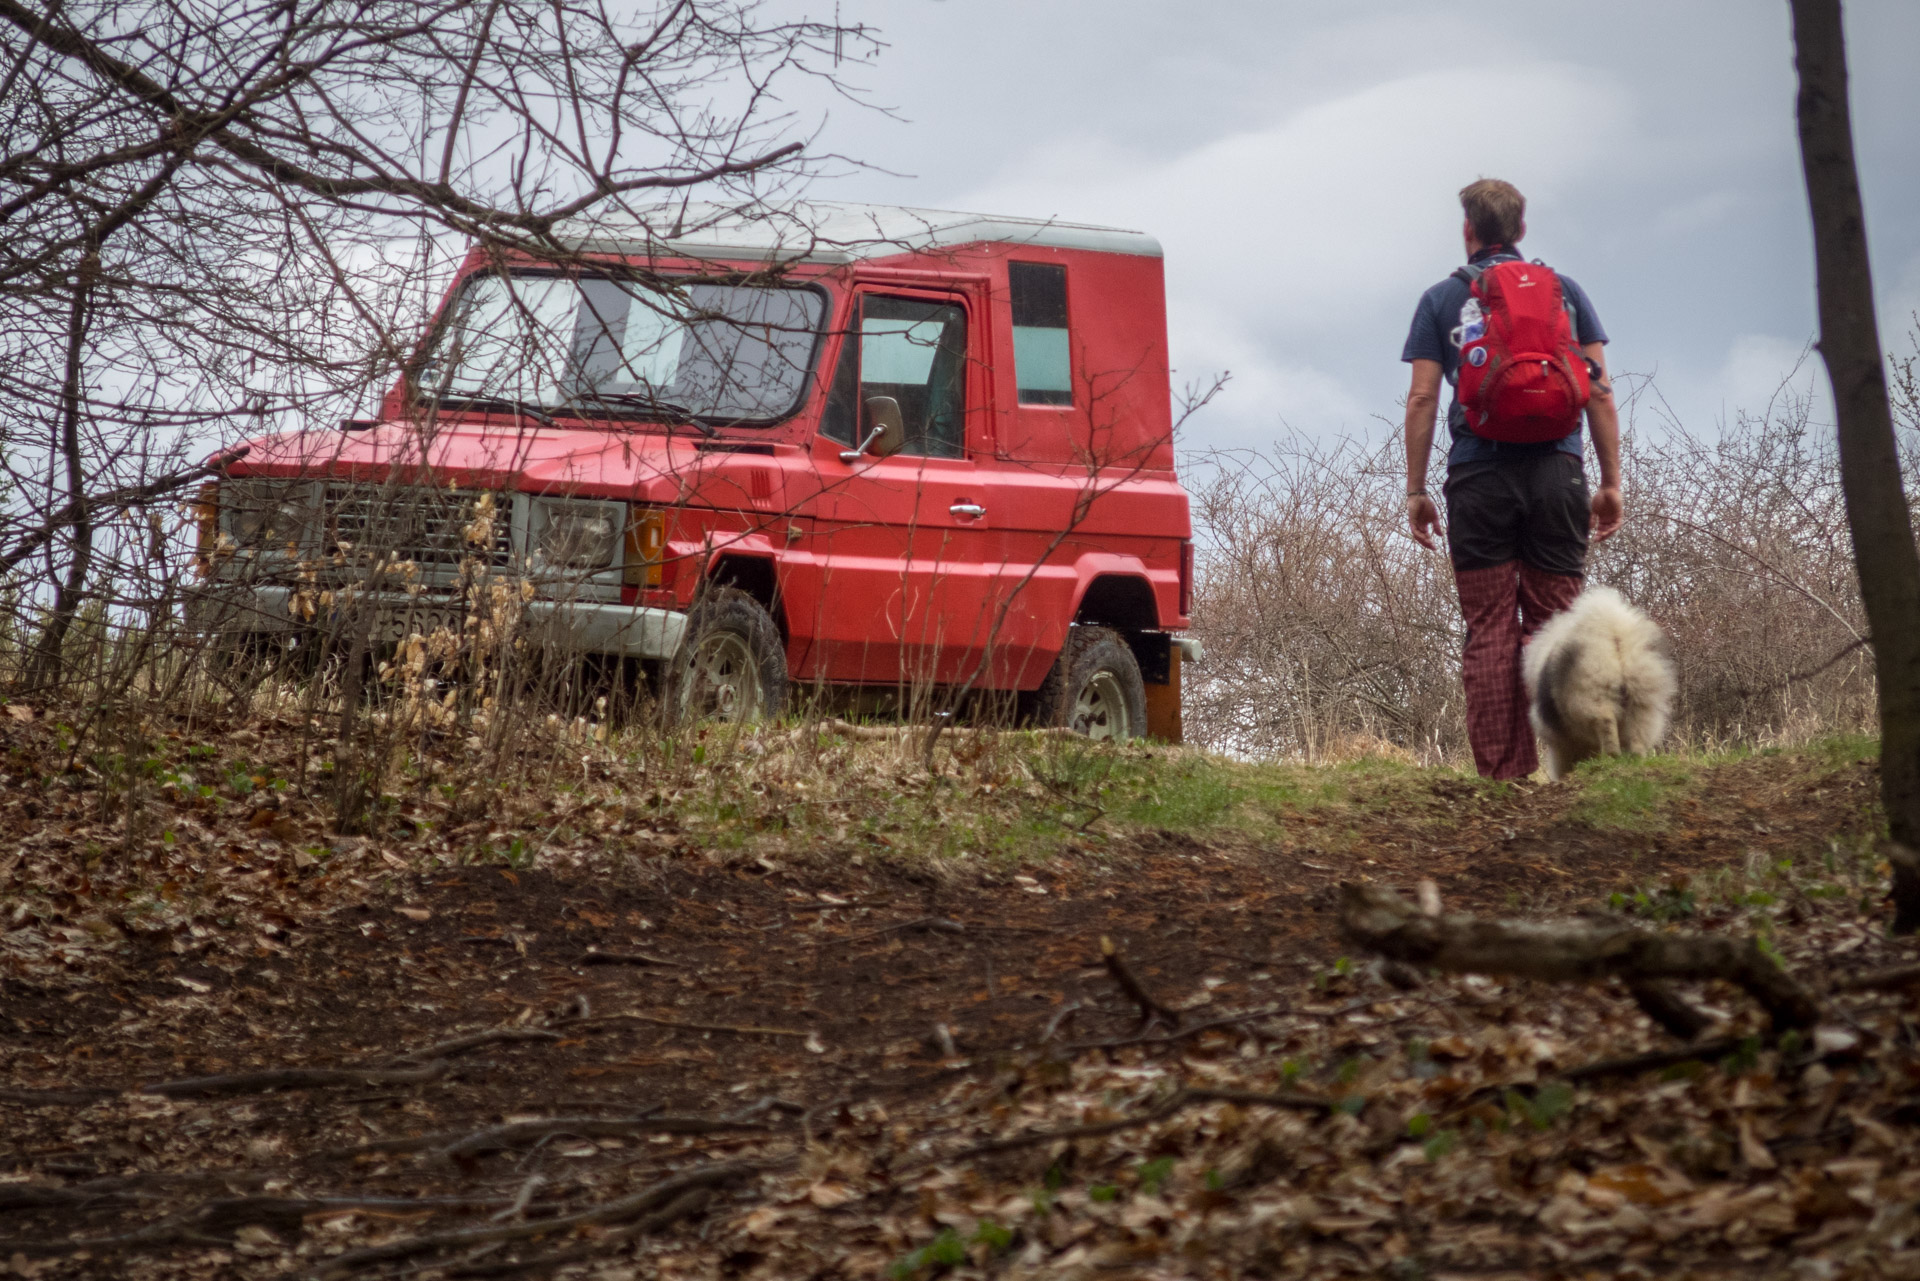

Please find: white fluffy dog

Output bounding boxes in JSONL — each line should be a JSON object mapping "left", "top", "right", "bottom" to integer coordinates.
{"left": 1522, "top": 586, "right": 1676, "bottom": 781}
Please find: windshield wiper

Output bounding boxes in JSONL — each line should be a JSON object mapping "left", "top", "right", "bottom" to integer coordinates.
{"left": 437, "top": 395, "right": 559, "bottom": 428}
{"left": 589, "top": 392, "right": 717, "bottom": 437}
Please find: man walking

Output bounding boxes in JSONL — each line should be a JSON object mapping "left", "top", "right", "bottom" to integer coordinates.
{"left": 1402, "top": 178, "right": 1623, "bottom": 779}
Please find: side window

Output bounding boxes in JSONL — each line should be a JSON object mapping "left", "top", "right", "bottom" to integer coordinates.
{"left": 819, "top": 320, "right": 859, "bottom": 445}
{"left": 858, "top": 296, "right": 966, "bottom": 458}
{"left": 1009, "top": 261, "right": 1071, "bottom": 406}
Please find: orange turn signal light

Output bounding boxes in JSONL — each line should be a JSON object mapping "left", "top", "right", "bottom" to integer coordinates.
{"left": 623, "top": 507, "right": 666, "bottom": 588}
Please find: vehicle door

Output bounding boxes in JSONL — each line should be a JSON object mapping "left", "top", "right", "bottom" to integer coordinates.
{"left": 791, "top": 282, "right": 1006, "bottom": 689}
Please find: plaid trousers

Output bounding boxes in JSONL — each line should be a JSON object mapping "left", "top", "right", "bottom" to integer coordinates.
{"left": 1454, "top": 561, "right": 1582, "bottom": 779}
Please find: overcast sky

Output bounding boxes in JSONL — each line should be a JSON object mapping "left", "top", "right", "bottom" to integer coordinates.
{"left": 795, "top": 0, "right": 1920, "bottom": 453}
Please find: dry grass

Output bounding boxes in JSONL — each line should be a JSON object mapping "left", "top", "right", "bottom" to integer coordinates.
{"left": 1184, "top": 367, "right": 1910, "bottom": 764}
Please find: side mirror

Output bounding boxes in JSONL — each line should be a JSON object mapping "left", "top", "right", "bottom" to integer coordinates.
{"left": 863, "top": 395, "right": 907, "bottom": 456}
{"left": 838, "top": 395, "right": 908, "bottom": 463}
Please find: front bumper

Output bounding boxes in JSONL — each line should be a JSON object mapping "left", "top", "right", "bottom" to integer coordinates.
{"left": 186, "top": 583, "right": 688, "bottom": 661}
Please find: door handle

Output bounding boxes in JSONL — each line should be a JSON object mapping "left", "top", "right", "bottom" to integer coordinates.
{"left": 949, "top": 502, "right": 986, "bottom": 518}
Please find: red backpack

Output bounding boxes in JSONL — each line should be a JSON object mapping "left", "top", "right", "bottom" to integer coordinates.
{"left": 1453, "top": 258, "right": 1591, "bottom": 444}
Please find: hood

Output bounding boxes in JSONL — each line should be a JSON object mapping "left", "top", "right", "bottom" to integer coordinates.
{"left": 218, "top": 417, "right": 783, "bottom": 510}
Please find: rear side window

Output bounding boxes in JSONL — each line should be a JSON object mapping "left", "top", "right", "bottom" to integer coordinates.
{"left": 1009, "top": 261, "right": 1071, "bottom": 406}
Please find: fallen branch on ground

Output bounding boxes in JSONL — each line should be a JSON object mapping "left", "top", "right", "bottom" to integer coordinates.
{"left": 448, "top": 1186, "right": 713, "bottom": 1278}
{"left": 1339, "top": 883, "right": 1821, "bottom": 1030}
{"left": 1557, "top": 1037, "right": 1747, "bottom": 1085}
{"left": 314, "top": 1158, "right": 766, "bottom": 1277}
{"left": 0, "top": 1194, "right": 506, "bottom": 1258}
{"left": 0, "top": 1086, "right": 117, "bottom": 1106}
{"left": 1100, "top": 936, "right": 1181, "bottom": 1033}
{"left": 142, "top": 1061, "right": 448, "bottom": 1099}
{"left": 1832, "top": 960, "right": 1920, "bottom": 992}
{"left": 385, "top": 1029, "right": 561, "bottom": 1064}
{"left": 1626, "top": 980, "right": 1718, "bottom": 1040}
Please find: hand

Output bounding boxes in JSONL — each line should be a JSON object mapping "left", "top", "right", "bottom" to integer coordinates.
{"left": 1590, "top": 485, "right": 1623, "bottom": 541}
{"left": 1408, "top": 493, "right": 1442, "bottom": 550}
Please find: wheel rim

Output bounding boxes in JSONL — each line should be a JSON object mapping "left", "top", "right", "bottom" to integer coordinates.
{"left": 681, "top": 631, "right": 760, "bottom": 722}
{"left": 1070, "top": 670, "right": 1130, "bottom": 740}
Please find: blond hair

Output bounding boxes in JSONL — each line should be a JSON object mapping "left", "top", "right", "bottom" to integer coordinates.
{"left": 1459, "top": 178, "right": 1526, "bottom": 246}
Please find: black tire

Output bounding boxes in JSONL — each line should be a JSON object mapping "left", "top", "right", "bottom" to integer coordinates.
{"left": 664, "top": 588, "right": 788, "bottom": 726}
{"left": 1030, "top": 626, "right": 1147, "bottom": 740}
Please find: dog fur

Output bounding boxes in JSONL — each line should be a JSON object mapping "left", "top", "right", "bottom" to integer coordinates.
{"left": 1522, "top": 586, "right": 1676, "bottom": 780}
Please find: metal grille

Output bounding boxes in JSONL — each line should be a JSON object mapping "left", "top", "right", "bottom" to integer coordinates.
{"left": 324, "top": 483, "right": 515, "bottom": 567}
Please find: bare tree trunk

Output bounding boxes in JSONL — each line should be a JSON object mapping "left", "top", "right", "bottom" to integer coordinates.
{"left": 1790, "top": 0, "right": 1920, "bottom": 929}
{"left": 27, "top": 250, "right": 97, "bottom": 691}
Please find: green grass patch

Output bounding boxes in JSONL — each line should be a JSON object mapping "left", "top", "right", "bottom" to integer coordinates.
{"left": 1565, "top": 755, "right": 1700, "bottom": 830}
{"left": 1796, "top": 732, "right": 1878, "bottom": 771}
{"left": 654, "top": 727, "right": 1880, "bottom": 869}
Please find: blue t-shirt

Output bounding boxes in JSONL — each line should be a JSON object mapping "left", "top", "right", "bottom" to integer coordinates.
{"left": 1401, "top": 245, "right": 1608, "bottom": 467}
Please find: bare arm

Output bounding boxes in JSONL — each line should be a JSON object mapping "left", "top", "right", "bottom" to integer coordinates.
{"left": 1583, "top": 341, "right": 1622, "bottom": 540}
{"left": 1404, "top": 358, "right": 1444, "bottom": 550}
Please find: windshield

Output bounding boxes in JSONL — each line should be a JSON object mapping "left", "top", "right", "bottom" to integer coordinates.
{"left": 422, "top": 273, "right": 827, "bottom": 424}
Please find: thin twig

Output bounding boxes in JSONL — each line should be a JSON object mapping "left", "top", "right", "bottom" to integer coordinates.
{"left": 439, "top": 1112, "right": 772, "bottom": 1160}
{"left": 562, "top": 1012, "right": 813, "bottom": 1039}
{"left": 577, "top": 949, "right": 684, "bottom": 967}
{"left": 1040, "top": 1001, "right": 1083, "bottom": 1043}
{"left": 1067, "top": 1004, "right": 1287, "bottom": 1051}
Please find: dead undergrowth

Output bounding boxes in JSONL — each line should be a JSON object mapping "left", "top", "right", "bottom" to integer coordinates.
{"left": 0, "top": 708, "right": 1909, "bottom": 1279}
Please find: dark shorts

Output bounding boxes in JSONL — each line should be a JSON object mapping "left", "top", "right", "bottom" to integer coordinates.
{"left": 1444, "top": 452, "right": 1590, "bottom": 574}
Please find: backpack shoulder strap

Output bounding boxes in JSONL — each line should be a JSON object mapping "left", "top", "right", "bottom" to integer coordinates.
{"left": 1451, "top": 251, "right": 1521, "bottom": 288}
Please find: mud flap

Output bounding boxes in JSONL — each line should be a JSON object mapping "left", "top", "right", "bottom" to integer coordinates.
{"left": 1143, "top": 646, "right": 1182, "bottom": 743}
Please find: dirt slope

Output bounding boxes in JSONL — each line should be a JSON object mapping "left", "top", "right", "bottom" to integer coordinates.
{"left": 0, "top": 730, "right": 1896, "bottom": 1278}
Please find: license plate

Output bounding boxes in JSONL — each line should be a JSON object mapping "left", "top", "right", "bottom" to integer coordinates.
{"left": 370, "top": 604, "right": 463, "bottom": 643}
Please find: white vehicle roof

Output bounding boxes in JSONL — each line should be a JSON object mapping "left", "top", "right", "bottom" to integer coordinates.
{"left": 556, "top": 200, "right": 1161, "bottom": 264}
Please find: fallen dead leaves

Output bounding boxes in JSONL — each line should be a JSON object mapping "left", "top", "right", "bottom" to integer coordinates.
{"left": 0, "top": 707, "right": 1908, "bottom": 1278}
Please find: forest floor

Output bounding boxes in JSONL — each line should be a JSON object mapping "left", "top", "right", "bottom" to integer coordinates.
{"left": 0, "top": 711, "right": 1913, "bottom": 1279}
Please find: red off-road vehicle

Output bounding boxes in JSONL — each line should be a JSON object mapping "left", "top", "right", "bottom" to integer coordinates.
{"left": 193, "top": 203, "right": 1198, "bottom": 738}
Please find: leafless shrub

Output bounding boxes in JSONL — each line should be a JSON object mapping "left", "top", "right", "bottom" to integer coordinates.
{"left": 1185, "top": 435, "right": 1463, "bottom": 763}
{"left": 1188, "top": 367, "right": 1892, "bottom": 763}
{"left": 0, "top": 0, "right": 876, "bottom": 839}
